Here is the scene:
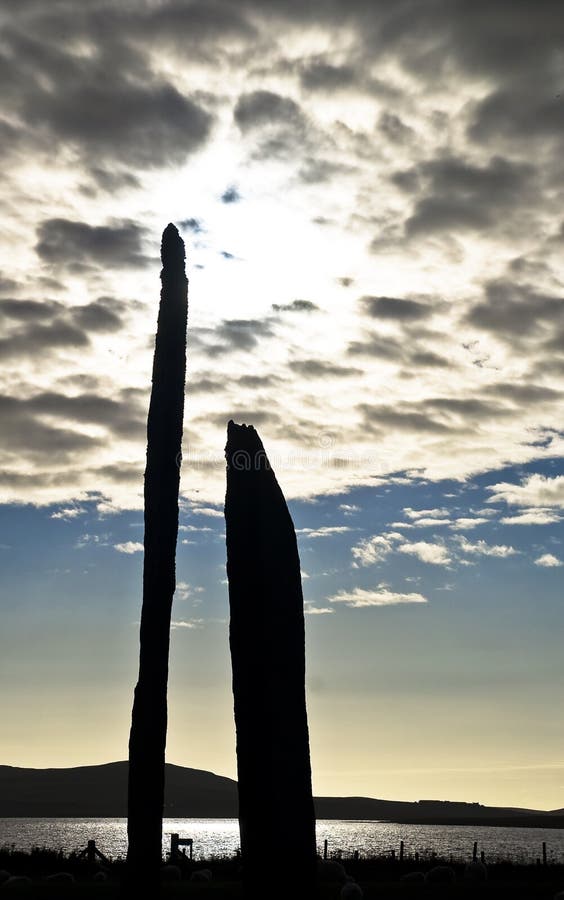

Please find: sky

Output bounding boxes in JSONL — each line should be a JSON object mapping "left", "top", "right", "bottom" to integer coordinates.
{"left": 0, "top": 0, "right": 563, "bottom": 811}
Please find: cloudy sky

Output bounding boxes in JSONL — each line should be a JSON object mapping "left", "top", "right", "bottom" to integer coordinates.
{"left": 1, "top": 0, "right": 563, "bottom": 810}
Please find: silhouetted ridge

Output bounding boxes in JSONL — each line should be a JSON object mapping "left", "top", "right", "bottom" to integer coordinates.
{"left": 1, "top": 763, "right": 561, "bottom": 827}
{"left": 225, "top": 422, "right": 316, "bottom": 899}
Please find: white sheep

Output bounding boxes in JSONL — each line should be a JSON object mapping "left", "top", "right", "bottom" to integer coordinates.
{"left": 400, "top": 871, "right": 425, "bottom": 883}
{"left": 160, "top": 864, "right": 182, "bottom": 881}
{"left": 1, "top": 875, "right": 32, "bottom": 888}
{"left": 46, "top": 872, "right": 75, "bottom": 883}
{"left": 464, "top": 860, "right": 487, "bottom": 882}
{"left": 190, "top": 868, "right": 212, "bottom": 882}
{"left": 340, "top": 877, "right": 364, "bottom": 898}
{"left": 425, "top": 865, "right": 455, "bottom": 885}
{"left": 317, "top": 859, "right": 348, "bottom": 883}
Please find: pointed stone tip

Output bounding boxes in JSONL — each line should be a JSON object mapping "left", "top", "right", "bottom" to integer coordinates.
{"left": 161, "top": 223, "right": 185, "bottom": 265}
{"left": 225, "top": 419, "right": 264, "bottom": 458}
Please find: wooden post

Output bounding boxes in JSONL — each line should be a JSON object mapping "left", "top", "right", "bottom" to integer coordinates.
{"left": 391, "top": 849, "right": 396, "bottom": 861}
{"left": 542, "top": 842, "right": 547, "bottom": 866}
{"left": 399, "top": 840, "right": 404, "bottom": 863}
{"left": 473, "top": 841, "right": 478, "bottom": 861}
{"left": 414, "top": 852, "right": 419, "bottom": 864}
{"left": 353, "top": 850, "right": 359, "bottom": 861}
{"left": 480, "top": 850, "right": 485, "bottom": 864}
{"left": 87, "top": 841, "right": 96, "bottom": 865}
{"left": 323, "top": 839, "right": 328, "bottom": 860}
{"left": 171, "top": 834, "right": 179, "bottom": 857}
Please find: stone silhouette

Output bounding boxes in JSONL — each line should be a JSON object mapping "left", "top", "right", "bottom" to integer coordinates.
{"left": 224, "top": 421, "right": 317, "bottom": 898}
{"left": 126, "top": 224, "right": 188, "bottom": 894}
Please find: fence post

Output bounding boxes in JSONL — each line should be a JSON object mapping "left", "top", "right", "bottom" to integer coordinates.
{"left": 399, "top": 841, "right": 404, "bottom": 863}
{"left": 323, "top": 839, "right": 328, "bottom": 860}
{"left": 473, "top": 841, "right": 478, "bottom": 862}
{"left": 87, "top": 841, "right": 96, "bottom": 865}
{"left": 542, "top": 842, "right": 547, "bottom": 866}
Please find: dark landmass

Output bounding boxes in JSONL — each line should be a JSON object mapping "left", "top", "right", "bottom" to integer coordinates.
{"left": 1, "top": 762, "right": 563, "bottom": 829}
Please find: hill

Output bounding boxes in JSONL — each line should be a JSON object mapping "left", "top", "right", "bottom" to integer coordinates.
{"left": 1, "top": 762, "right": 563, "bottom": 828}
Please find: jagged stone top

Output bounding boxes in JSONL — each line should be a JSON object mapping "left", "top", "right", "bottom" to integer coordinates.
{"left": 225, "top": 420, "right": 270, "bottom": 471}
{"left": 161, "top": 222, "right": 185, "bottom": 268}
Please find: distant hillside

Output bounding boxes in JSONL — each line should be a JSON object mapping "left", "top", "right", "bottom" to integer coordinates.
{"left": 1, "top": 762, "right": 563, "bottom": 829}
{"left": 0, "top": 762, "right": 238, "bottom": 818}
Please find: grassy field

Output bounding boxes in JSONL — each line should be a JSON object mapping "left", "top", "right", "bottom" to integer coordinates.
{"left": 1, "top": 848, "right": 563, "bottom": 898}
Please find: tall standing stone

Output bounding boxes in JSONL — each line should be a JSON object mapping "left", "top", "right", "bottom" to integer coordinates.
{"left": 126, "top": 224, "right": 188, "bottom": 894}
{"left": 225, "top": 421, "right": 317, "bottom": 898}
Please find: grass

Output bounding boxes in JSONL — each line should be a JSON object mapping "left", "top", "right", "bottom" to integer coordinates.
{"left": 1, "top": 847, "right": 563, "bottom": 898}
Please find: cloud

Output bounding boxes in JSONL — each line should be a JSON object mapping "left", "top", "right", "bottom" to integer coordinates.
{"left": 465, "top": 281, "right": 564, "bottom": 342}
{"left": 360, "top": 295, "right": 434, "bottom": 321}
{"left": 170, "top": 619, "right": 205, "bottom": 630}
{"left": 352, "top": 534, "right": 394, "bottom": 566}
{"left": 404, "top": 507, "right": 449, "bottom": 520}
{"left": 0, "top": 319, "right": 90, "bottom": 361}
{"left": 175, "top": 581, "right": 205, "bottom": 601}
{"left": 407, "top": 517, "right": 451, "bottom": 527}
{"left": 450, "top": 517, "right": 490, "bottom": 530}
{"left": 288, "top": 359, "right": 361, "bottom": 378}
{"left": 271, "top": 299, "right": 319, "bottom": 313}
{"left": 196, "top": 318, "right": 274, "bottom": 355}
{"left": 220, "top": 185, "right": 241, "bottom": 204}
{"left": 347, "top": 333, "right": 403, "bottom": 361}
{"left": 51, "top": 506, "right": 87, "bottom": 521}
{"left": 457, "top": 537, "right": 518, "bottom": 558}
{"left": 298, "top": 526, "right": 355, "bottom": 539}
{"left": 304, "top": 603, "right": 334, "bottom": 615}
{"left": 114, "top": 541, "right": 144, "bottom": 554}
{"left": 487, "top": 474, "right": 564, "bottom": 509}
{"left": 501, "top": 510, "right": 562, "bottom": 525}
{"left": 179, "top": 217, "right": 204, "bottom": 233}
{"left": 339, "top": 503, "right": 360, "bottom": 514}
{"left": 36, "top": 219, "right": 149, "bottom": 270}
{"left": 329, "top": 586, "right": 428, "bottom": 608}
{"left": 234, "top": 90, "right": 305, "bottom": 131}
{"left": 359, "top": 404, "right": 451, "bottom": 435}
{"left": 0, "top": 394, "right": 104, "bottom": 457}
{"left": 404, "top": 155, "right": 535, "bottom": 236}
{"left": 534, "top": 553, "right": 562, "bottom": 568}
{"left": 300, "top": 60, "right": 358, "bottom": 91}
{"left": 470, "top": 87, "right": 564, "bottom": 145}
{"left": 23, "top": 66, "right": 213, "bottom": 168}
{"left": 397, "top": 541, "right": 451, "bottom": 566}
{"left": 191, "top": 506, "right": 223, "bottom": 518}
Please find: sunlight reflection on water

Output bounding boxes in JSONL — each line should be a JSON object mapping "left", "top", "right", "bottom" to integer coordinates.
{"left": 1, "top": 818, "right": 563, "bottom": 863}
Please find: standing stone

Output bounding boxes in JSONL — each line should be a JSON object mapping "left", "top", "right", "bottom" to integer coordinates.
{"left": 225, "top": 421, "right": 317, "bottom": 898}
{"left": 126, "top": 224, "right": 188, "bottom": 894}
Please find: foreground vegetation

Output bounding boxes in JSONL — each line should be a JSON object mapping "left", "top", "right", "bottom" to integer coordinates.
{"left": 1, "top": 847, "right": 563, "bottom": 898}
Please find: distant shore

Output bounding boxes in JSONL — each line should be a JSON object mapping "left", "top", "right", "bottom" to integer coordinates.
{"left": 1, "top": 761, "right": 563, "bottom": 830}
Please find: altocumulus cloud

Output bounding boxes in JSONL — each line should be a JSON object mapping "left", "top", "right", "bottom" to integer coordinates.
{"left": 397, "top": 540, "right": 451, "bottom": 566}
{"left": 487, "top": 474, "right": 564, "bottom": 509}
{"left": 329, "top": 587, "right": 428, "bottom": 608}
{"left": 457, "top": 537, "right": 518, "bottom": 559}
{"left": 534, "top": 554, "right": 562, "bottom": 568}
{"left": 36, "top": 219, "right": 150, "bottom": 270}
{"left": 114, "top": 541, "right": 144, "bottom": 554}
